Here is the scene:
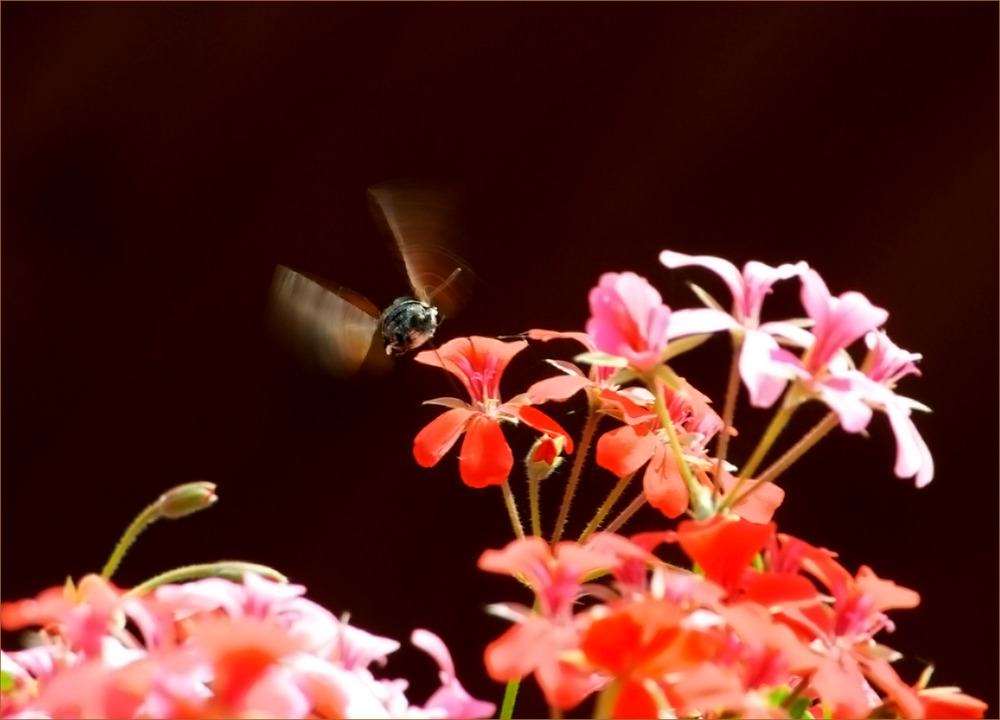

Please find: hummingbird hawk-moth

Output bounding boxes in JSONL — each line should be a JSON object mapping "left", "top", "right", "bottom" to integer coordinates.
{"left": 268, "top": 183, "right": 472, "bottom": 377}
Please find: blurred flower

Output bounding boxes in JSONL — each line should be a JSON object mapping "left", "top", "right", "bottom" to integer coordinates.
{"left": 0, "top": 574, "right": 494, "bottom": 719}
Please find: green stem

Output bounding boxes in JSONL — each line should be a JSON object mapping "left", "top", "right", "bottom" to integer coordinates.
{"left": 499, "top": 678, "right": 520, "bottom": 720}
{"left": 578, "top": 472, "right": 635, "bottom": 543}
{"left": 593, "top": 680, "right": 620, "bottom": 719}
{"left": 719, "top": 398, "right": 797, "bottom": 513}
{"left": 651, "top": 379, "right": 712, "bottom": 519}
{"left": 101, "top": 500, "right": 163, "bottom": 580}
{"left": 123, "top": 561, "right": 287, "bottom": 597}
{"left": 501, "top": 480, "right": 525, "bottom": 539}
{"left": 528, "top": 473, "right": 542, "bottom": 538}
{"left": 604, "top": 489, "right": 646, "bottom": 534}
{"left": 712, "top": 335, "right": 743, "bottom": 496}
{"left": 550, "top": 399, "right": 600, "bottom": 546}
{"left": 729, "top": 411, "right": 839, "bottom": 510}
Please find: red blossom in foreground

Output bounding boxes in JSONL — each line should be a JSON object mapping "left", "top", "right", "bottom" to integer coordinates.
{"left": 412, "top": 336, "right": 573, "bottom": 488}
{"left": 0, "top": 574, "right": 494, "bottom": 720}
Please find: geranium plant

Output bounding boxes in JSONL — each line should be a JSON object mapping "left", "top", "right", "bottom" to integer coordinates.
{"left": 1, "top": 251, "right": 986, "bottom": 719}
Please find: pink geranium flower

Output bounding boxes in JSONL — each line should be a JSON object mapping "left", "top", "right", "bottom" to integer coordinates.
{"left": 413, "top": 336, "right": 573, "bottom": 488}
{"left": 748, "top": 269, "right": 889, "bottom": 432}
{"left": 659, "top": 250, "right": 810, "bottom": 407}
{"left": 586, "top": 272, "right": 731, "bottom": 373}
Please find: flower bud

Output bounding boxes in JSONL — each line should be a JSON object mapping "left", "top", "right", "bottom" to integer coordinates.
{"left": 156, "top": 481, "right": 218, "bottom": 519}
{"left": 525, "top": 435, "right": 566, "bottom": 484}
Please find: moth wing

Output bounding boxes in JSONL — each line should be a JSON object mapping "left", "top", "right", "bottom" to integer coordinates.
{"left": 366, "top": 182, "right": 473, "bottom": 319}
{"left": 268, "top": 265, "right": 389, "bottom": 377}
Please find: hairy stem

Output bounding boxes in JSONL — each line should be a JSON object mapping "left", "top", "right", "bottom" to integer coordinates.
{"left": 728, "top": 411, "right": 839, "bottom": 509}
{"left": 579, "top": 472, "right": 635, "bottom": 543}
{"left": 604, "top": 489, "right": 647, "bottom": 535}
{"left": 501, "top": 480, "right": 525, "bottom": 539}
{"left": 550, "top": 399, "right": 600, "bottom": 546}
{"left": 712, "top": 335, "right": 743, "bottom": 496}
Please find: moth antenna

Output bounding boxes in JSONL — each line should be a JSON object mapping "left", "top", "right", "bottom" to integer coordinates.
{"left": 426, "top": 267, "right": 463, "bottom": 311}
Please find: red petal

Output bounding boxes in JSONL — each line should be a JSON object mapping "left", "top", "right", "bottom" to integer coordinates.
{"left": 741, "top": 571, "right": 819, "bottom": 606}
{"left": 676, "top": 516, "right": 775, "bottom": 591}
{"left": 581, "top": 612, "right": 643, "bottom": 677}
{"left": 612, "top": 679, "right": 658, "bottom": 720}
{"left": 458, "top": 416, "right": 513, "bottom": 488}
{"left": 518, "top": 405, "right": 575, "bottom": 453}
{"left": 413, "top": 408, "right": 474, "bottom": 467}
{"left": 642, "top": 445, "right": 689, "bottom": 519}
{"left": 596, "top": 425, "right": 656, "bottom": 478}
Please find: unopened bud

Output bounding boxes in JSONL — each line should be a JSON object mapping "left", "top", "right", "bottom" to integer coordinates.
{"left": 525, "top": 435, "right": 566, "bottom": 484}
{"left": 157, "top": 481, "right": 218, "bottom": 520}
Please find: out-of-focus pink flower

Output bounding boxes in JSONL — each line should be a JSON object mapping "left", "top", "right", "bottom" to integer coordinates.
{"left": 478, "top": 537, "right": 615, "bottom": 708}
{"left": 586, "top": 272, "right": 731, "bottom": 373}
{"left": 413, "top": 336, "right": 573, "bottom": 488}
{"left": 411, "top": 629, "right": 496, "bottom": 719}
{"left": 1, "top": 573, "right": 494, "bottom": 720}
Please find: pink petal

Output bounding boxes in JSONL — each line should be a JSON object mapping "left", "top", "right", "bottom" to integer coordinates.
{"left": 478, "top": 537, "right": 552, "bottom": 587}
{"left": 526, "top": 374, "right": 591, "bottom": 404}
{"left": 664, "top": 307, "right": 735, "bottom": 339}
{"left": 884, "top": 401, "right": 934, "bottom": 487}
{"left": 739, "top": 330, "right": 791, "bottom": 408}
{"left": 412, "top": 629, "right": 496, "bottom": 720}
{"left": 413, "top": 408, "right": 475, "bottom": 468}
{"left": 458, "top": 415, "right": 513, "bottom": 488}
{"left": 659, "top": 250, "right": 745, "bottom": 313}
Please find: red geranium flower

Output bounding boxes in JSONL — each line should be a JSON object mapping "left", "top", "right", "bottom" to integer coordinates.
{"left": 413, "top": 336, "right": 573, "bottom": 488}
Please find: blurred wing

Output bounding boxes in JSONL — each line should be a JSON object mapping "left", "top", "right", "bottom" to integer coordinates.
{"left": 367, "top": 182, "right": 473, "bottom": 319}
{"left": 268, "top": 265, "right": 387, "bottom": 377}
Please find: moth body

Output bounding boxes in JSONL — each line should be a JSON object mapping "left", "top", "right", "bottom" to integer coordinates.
{"left": 380, "top": 297, "right": 440, "bottom": 356}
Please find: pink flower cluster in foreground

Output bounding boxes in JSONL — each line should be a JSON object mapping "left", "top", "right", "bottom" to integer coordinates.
{"left": 0, "top": 573, "right": 494, "bottom": 719}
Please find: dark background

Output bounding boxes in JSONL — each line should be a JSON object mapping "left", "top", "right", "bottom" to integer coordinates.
{"left": 3, "top": 4, "right": 997, "bottom": 717}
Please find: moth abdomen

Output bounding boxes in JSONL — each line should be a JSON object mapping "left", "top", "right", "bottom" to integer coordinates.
{"left": 380, "top": 297, "right": 440, "bottom": 356}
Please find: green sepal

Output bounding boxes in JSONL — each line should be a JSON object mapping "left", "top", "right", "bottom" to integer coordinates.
{"left": 662, "top": 333, "right": 713, "bottom": 362}
{"left": 574, "top": 351, "right": 629, "bottom": 368}
{"left": 1, "top": 671, "right": 14, "bottom": 693}
{"left": 653, "top": 363, "right": 682, "bottom": 390}
{"left": 687, "top": 281, "right": 725, "bottom": 312}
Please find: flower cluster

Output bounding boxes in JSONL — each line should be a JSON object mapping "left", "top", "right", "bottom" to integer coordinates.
{"left": 479, "top": 525, "right": 985, "bottom": 719}
{"left": 2, "top": 249, "right": 985, "bottom": 719}
{"left": 406, "top": 252, "right": 983, "bottom": 718}
{"left": 1, "top": 572, "right": 494, "bottom": 719}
